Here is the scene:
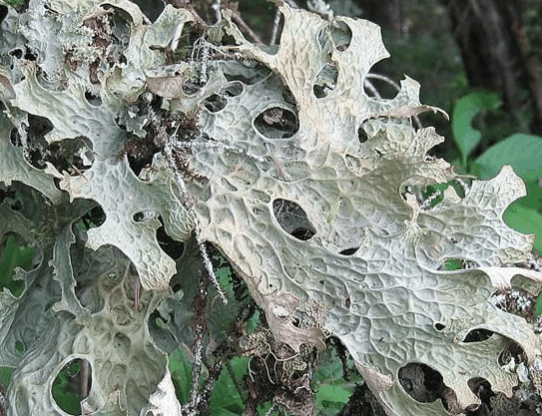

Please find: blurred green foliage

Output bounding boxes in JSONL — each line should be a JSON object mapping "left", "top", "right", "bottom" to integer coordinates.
{"left": 450, "top": 91, "right": 542, "bottom": 254}
{"left": 0, "top": 236, "right": 33, "bottom": 297}
{"left": 51, "top": 359, "right": 91, "bottom": 416}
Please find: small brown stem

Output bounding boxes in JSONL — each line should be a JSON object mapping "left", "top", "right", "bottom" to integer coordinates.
{"left": 134, "top": 277, "right": 141, "bottom": 311}
{"left": 166, "top": 0, "right": 208, "bottom": 27}
{"left": 230, "top": 11, "right": 264, "bottom": 45}
{"left": 80, "top": 360, "right": 89, "bottom": 399}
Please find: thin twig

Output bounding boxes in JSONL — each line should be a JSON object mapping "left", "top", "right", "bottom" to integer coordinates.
{"left": 366, "top": 73, "right": 401, "bottom": 91}
{"left": 363, "top": 79, "right": 381, "bottom": 100}
{"left": 199, "top": 45, "right": 209, "bottom": 85}
{"left": 270, "top": 9, "right": 282, "bottom": 46}
{"left": 307, "top": 0, "right": 333, "bottom": 19}
{"left": 173, "top": 140, "right": 268, "bottom": 164}
{"left": 455, "top": 177, "right": 471, "bottom": 195}
{"left": 264, "top": 402, "right": 277, "bottom": 416}
{"left": 420, "top": 189, "right": 442, "bottom": 211}
{"left": 80, "top": 360, "right": 89, "bottom": 400}
{"left": 170, "top": 22, "right": 184, "bottom": 51}
{"left": 166, "top": 0, "right": 207, "bottom": 27}
{"left": 283, "top": 0, "right": 299, "bottom": 8}
{"left": 231, "top": 11, "right": 264, "bottom": 45}
{"left": 365, "top": 73, "right": 423, "bottom": 129}
{"left": 186, "top": 263, "right": 211, "bottom": 415}
{"left": 163, "top": 137, "right": 228, "bottom": 305}
{"left": 187, "top": 329, "right": 205, "bottom": 414}
{"left": 199, "top": 356, "right": 225, "bottom": 406}
{"left": 212, "top": 0, "right": 221, "bottom": 22}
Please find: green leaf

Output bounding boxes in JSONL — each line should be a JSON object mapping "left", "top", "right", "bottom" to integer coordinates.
{"left": 210, "top": 357, "right": 249, "bottom": 414}
{"left": 443, "top": 258, "right": 463, "bottom": 271}
{"left": 475, "top": 134, "right": 542, "bottom": 181}
{"left": 452, "top": 91, "right": 501, "bottom": 166}
{"left": 535, "top": 294, "right": 542, "bottom": 317}
{"left": 316, "top": 384, "right": 353, "bottom": 407}
{"left": 518, "top": 180, "right": 542, "bottom": 211}
{"left": 503, "top": 202, "right": 542, "bottom": 254}
{"left": 0, "top": 236, "right": 33, "bottom": 296}
{"left": 0, "top": 366, "right": 14, "bottom": 387}
{"left": 168, "top": 346, "right": 194, "bottom": 404}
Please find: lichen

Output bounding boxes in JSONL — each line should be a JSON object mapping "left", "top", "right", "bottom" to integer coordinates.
{"left": 1, "top": 0, "right": 541, "bottom": 415}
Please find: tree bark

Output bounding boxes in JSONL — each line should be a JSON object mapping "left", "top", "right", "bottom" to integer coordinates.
{"left": 442, "top": 0, "right": 542, "bottom": 133}
{"left": 352, "top": 0, "right": 405, "bottom": 36}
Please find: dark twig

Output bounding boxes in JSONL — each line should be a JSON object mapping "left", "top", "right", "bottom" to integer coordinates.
{"left": 230, "top": 10, "right": 265, "bottom": 45}
{"left": 164, "top": 136, "right": 228, "bottom": 305}
{"left": 270, "top": 9, "right": 282, "bottom": 45}
{"left": 166, "top": 0, "right": 208, "bottom": 27}
{"left": 185, "top": 268, "right": 210, "bottom": 416}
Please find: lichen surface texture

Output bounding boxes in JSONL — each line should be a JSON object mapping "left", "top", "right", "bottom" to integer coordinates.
{"left": 0, "top": 0, "right": 541, "bottom": 415}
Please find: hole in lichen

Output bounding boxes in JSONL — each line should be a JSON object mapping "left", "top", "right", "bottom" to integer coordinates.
{"left": 23, "top": 114, "right": 54, "bottom": 169}
{"left": 156, "top": 216, "right": 185, "bottom": 260}
{"left": 207, "top": 242, "right": 250, "bottom": 302}
{"left": 78, "top": 205, "right": 106, "bottom": 230}
{"left": 0, "top": 234, "right": 32, "bottom": 297}
{"left": 313, "top": 63, "right": 338, "bottom": 98}
{"left": 467, "top": 377, "right": 495, "bottom": 405}
{"left": 84, "top": 91, "right": 102, "bottom": 106}
{"left": 331, "top": 21, "right": 352, "bottom": 51}
{"left": 434, "top": 322, "right": 446, "bottom": 331}
{"left": 52, "top": 177, "right": 62, "bottom": 191}
{"left": 281, "top": 86, "right": 297, "bottom": 108}
{"left": 222, "top": 81, "right": 243, "bottom": 97}
{"left": 358, "top": 126, "right": 369, "bottom": 143}
{"left": 399, "top": 363, "right": 447, "bottom": 404}
{"left": 290, "top": 228, "right": 316, "bottom": 241}
{"left": 129, "top": 0, "right": 165, "bottom": 22}
{"left": 0, "top": 6, "right": 7, "bottom": 24}
{"left": 122, "top": 135, "right": 160, "bottom": 177}
{"left": 10, "top": 127, "right": 20, "bottom": 146}
{"left": 497, "top": 341, "right": 524, "bottom": 366}
{"left": 318, "top": 21, "right": 352, "bottom": 53}
{"left": 340, "top": 247, "right": 359, "bottom": 256}
{"left": 10, "top": 48, "right": 23, "bottom": 59}
{"left": 272, "top": 199, "right": 316, "bottom": 241}
{"left": 23, "top": 48, "right": 37, "bottom": 61}
{"left": 47, "top": 137, "right": 95, "bottom": 177}
{"left": 13, "top": 117, "right": 94, "bottom": 175}
{"left": 451, "top": 178, "right": 472, "bottom": 198}
{"left": 223, "top": 62, "right": 271, "bottom": 85}
{"left": 363, "top": 62, "right": 399, "bottom": 100}
{"left": 440, "top": 259, "right": 463, "bottom": 271}
{"left": 52, "top": 358, "right": 92, "bottom": 416}
{"left": 462, "top": 329, "right": 493, "bottom": 343}
{"left": 436, "top": 258, "right": 480, "bottom": 271}
{"left": 254, "top": 107, "right": 299, "bottom": 139}
{"left": 133, "top": 211, "right": 156, "bottom": 223}
{"left": 172, "top": 21, "right": 203, "bottom": 61}
{"left": 203, "top": 93, "right": 227, "bottom": 113}
{"left": 14, "top": 340, "right": 25, "bottom": 355}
